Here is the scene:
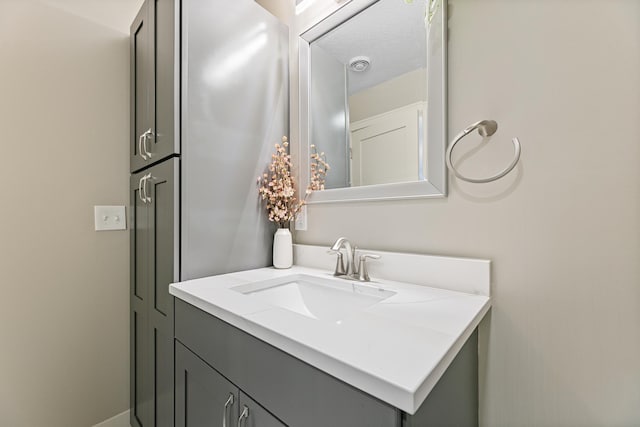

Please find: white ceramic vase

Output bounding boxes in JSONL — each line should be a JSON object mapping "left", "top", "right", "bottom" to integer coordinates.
{"left": 273, "top": 228, "right": 293, "bottom": 269}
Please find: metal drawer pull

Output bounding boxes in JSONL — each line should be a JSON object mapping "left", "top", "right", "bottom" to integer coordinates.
{"left": 141, "top": 175, "right": 148, "bottom": 204}
{"left": 222, "top": 393, "right": 234, "bottom": 427}
{"left": 138, "top": 176, "right": 146, "bottom": 203}
{"left": 138, "top": 132, "right": 148, "bottom": 160}
{"left": 237, "top": 406, "right": 249, "bottom": 427}
{"left": 143, "top": 174, "right": 153, "bottom": 203}
{"left": 143, "top": 128, "right": 153, "bottom": 159}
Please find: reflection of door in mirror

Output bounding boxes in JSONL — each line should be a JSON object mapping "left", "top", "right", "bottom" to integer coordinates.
{"left": 351, "top": 101, "right": 426, "bottom": 186}
{"left": 309, "top": 0, "right": 427, "bottom": 189}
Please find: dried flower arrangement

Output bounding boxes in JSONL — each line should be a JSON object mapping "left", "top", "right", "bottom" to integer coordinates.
{"left": 258, "top": 136, "right": 329, "bottom": 228}
{"left": 309, "top": 144, "right": 330, "bottom": 191}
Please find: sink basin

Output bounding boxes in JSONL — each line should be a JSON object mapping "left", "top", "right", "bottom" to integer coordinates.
{"left": 231, "top": 274, "right": 396, "bottom": 322}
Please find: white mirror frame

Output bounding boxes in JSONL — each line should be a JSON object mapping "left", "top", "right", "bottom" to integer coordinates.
{"left": 299, "top": 0, "right": 448, "bottom": 203}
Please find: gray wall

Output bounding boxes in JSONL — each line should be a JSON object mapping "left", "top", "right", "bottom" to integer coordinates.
{"left": 260, "top": 0, "right": 640, "bottom": 425}
{"left": 181, "top": 0, "right": 289, "bottom": 280}
{"left": 0, "top": 1, "right": 142, "bottom": 426}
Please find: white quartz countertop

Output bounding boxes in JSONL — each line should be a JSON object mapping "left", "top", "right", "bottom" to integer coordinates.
{"left": 170, "top": 250, "right": 491, "bottom": 414}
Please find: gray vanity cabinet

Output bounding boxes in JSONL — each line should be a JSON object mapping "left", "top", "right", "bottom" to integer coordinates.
{"left": 175, "top": 299, "right": 401, "bottom": 427}
{"left": 130, "top": 0, "right": 179, "bottom": 173}
{"left": 175, "top": 342, "right": 286, "bottom": 427}
{"left": 175, "top": 298, "right": 479, "bottom": 427}
{"left": 130, "top": 158, "right": 179, "bottom": 427}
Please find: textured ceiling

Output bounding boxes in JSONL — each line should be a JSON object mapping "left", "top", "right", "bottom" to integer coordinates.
{"left": 313, "top": 0, "right": 426, "bottom": 94}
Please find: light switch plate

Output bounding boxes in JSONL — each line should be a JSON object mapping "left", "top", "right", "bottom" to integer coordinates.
{"left": 94, "top": 206, "right": 126, "bottom": 231}
{"left": 294, "top": 205, "right": 307, "bottom": 231}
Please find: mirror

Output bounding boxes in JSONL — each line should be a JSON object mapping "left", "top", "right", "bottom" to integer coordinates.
{"left": 299, "top": 0, "right": 447, "bottom": 202}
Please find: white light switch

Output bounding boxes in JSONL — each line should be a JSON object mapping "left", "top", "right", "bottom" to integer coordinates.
{"left": 295, "top": 205, "right": 307, "bottom": 231}
{"left": 94, "top": 206, "right": 126, "bottom": 231}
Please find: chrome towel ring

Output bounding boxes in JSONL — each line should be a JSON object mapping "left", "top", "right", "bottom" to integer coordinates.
{"left": 446, "top": 120, "right": 521, "bottom": 184}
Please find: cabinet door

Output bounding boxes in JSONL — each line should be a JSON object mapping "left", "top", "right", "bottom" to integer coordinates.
{"left": 130, "top": 170, "right": 152, "bottom": 427}
{"left": 150, "top": 0, "right": 179, "bottom": 163}
{"left": 131, "top": 159, "right": 179, "bottom": 427}
{"left": 131, "top": 0, "right": 179, "bottom": 173}
{"left": 175, "top": 341, "right": 239, "bottom": 427}
{"left": 238, "top": 392, "right": 287, "bottom": 427}
{"left": 130, "top": 0, "right": 153, "bottom": 173}
{"left": 146, "top": 158, "right": 179, "bottom": 427}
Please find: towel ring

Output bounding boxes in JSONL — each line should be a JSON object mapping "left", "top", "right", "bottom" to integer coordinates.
{"left": 446, "top": 120, "right": 521, "bottom": 184}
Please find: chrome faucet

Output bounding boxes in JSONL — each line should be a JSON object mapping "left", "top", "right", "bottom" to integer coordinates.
{"left": 329, "top": 237, "right": 382, "bottom": 282}
{"left": 330, "top": 237, "right": 356, "bottom": 277}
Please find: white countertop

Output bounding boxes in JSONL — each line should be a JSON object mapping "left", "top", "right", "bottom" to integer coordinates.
{"left": 170, "top": 247, "right": 491, "bottom": 414}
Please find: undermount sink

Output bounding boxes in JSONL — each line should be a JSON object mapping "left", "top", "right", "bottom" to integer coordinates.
{"left": 231, "top": 274, "right": 396, "bottom": 322}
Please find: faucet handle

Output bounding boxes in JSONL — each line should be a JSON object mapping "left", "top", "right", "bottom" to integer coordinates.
{"left": 327, "top": 249, "right": 346, "bottom": 276}
{"left": 356, "top": 253, "right": 380, "bottom": 282}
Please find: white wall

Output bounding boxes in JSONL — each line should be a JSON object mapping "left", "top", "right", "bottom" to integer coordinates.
{"left": 261, "top": 0, "right": 640, "bottom": 425}
{"left": 0, "top": 1, "right": 140, "bottom": 426}
{"left": 349, "top": 68, "right": 426, "bottom": 122}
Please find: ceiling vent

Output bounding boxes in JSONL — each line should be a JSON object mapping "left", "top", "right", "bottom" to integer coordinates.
{"left": 348, "top": 56, "right": 371, "bottom": 72}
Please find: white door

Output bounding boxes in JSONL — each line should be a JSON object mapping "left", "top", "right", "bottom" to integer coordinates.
{"left": 350, "top": 102, "right": 426, "bottom": 187}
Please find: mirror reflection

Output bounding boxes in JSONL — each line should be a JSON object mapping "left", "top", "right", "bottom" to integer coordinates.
{"left": 309, "top": 0, "right": 427, "bottom": 189}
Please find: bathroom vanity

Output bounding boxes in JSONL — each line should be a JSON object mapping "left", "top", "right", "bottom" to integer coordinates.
{"left": 170, "top": 245, "right": 490, "bottom": 426}
{"left": 130, "top": 0, "right": 468, "bottom": 423}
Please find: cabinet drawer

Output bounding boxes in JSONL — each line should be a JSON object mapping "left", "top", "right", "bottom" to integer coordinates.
{"left": 175, "top": 299, "right": 400, "bottom": 427}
